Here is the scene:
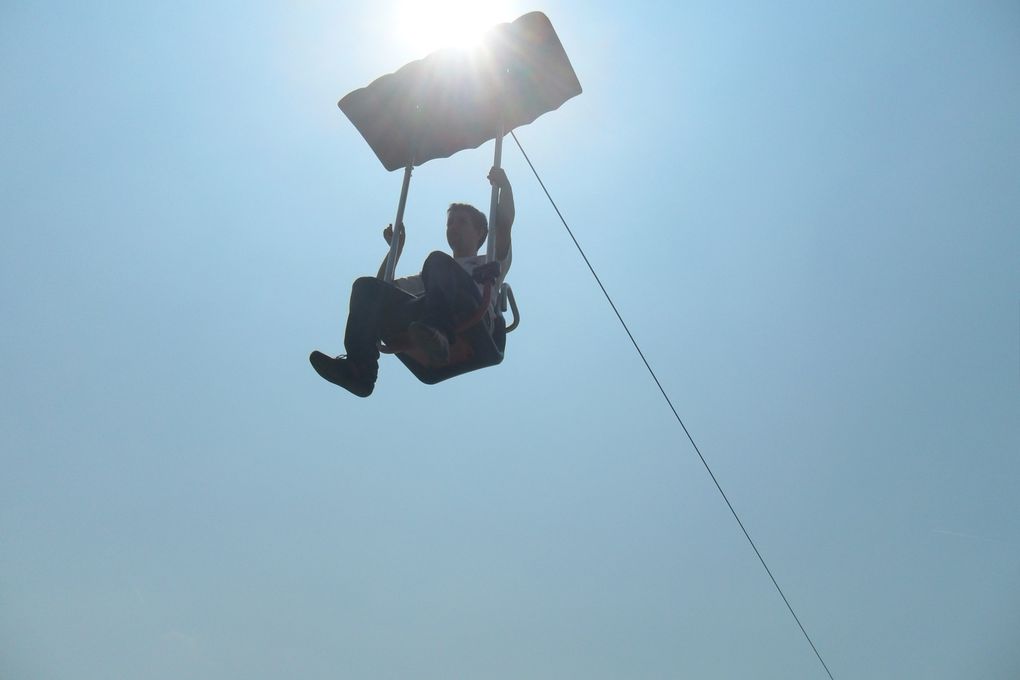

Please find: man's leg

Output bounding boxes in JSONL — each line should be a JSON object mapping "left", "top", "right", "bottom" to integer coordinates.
{"left": 419, "top": 251, "right": 482, "bottom": 341}
{"left": 345, "top": 276, "right": 418, "bottom": 376}
{"left": 311, "top": 276, "right": 418, "bottom": 397}
{"left": 407, "top": 252, "right": 484, "bottom": 365}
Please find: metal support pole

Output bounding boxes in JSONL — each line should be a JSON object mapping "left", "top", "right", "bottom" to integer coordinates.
{"left": 385, "top": 162, "right": 413, "bottom": 283}
{"left": 486, "top": 124, "right": 505, "bottom": 264}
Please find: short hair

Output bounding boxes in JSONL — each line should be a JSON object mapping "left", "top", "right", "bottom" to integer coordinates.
{"left": 448, "top": 203, "right": 488, "bottom": 249}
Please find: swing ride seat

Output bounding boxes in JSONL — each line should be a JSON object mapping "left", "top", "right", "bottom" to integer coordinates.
{"left": 378, "top": 265, "right": 511, "bottom": 385}
{"left": 384, "top": 307, "right": 507, "bottom": 385}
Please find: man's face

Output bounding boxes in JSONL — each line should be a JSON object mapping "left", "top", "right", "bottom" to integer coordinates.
{"left": 446, "top": 209, "right": 481, "bottom": 253}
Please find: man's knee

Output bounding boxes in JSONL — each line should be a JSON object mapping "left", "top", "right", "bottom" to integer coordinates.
{"left": 351, "top": 275, "right": 382, "bottom": 295}
{"left": 349, "top": 276, "right": 388, "bottom": 309}
{"left": 423, "top": 250, "right": 456, "bottom": 272}
{"left": 353, "top": 275, "right": 381, "bottom": 288}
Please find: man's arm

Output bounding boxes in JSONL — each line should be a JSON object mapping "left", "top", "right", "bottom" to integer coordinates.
{"left": 487, "top": 167, "right": 514, "bottom": 262}
{"left": 376, "top": 223, "right": 405, "bottom": 279}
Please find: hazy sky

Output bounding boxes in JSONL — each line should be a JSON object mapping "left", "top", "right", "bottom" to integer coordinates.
{"left": 2, "top": 1, "right": 1018, "bottom": 679}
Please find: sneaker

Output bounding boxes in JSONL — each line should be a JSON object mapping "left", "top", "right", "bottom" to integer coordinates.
{"left": 408, "top": 322, "right": 451, "bottom": 366}
{"left": 309, "top": 350, "right": 375, "bottom": 397}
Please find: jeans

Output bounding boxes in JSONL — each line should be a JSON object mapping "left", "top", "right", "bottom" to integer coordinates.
{"left": 344, "top": 251, "right": 483, "bottom": 370}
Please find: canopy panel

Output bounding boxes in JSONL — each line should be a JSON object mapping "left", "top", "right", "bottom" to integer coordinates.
{"left": 338, "top": 12, "right": 582, "bottom": 171}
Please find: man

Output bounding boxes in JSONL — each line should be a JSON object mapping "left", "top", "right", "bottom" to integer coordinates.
{"left": 310, "top": 167, "right": 514, "bottom": 397}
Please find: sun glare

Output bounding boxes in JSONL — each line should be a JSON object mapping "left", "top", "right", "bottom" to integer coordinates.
{"left": 393, "top": 0, "right": 516, "bottom": 56}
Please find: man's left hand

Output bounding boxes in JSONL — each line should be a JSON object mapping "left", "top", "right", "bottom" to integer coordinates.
{"left": 487, "top": 167, "right": 511, "bottom": 190}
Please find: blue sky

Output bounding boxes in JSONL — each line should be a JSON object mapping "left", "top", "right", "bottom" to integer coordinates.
{"left": 2, "top": 1, "right": 1019, "bottom": 679}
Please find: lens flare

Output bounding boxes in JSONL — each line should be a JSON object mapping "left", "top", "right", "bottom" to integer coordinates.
{"left": 393, "top": 0, "right": 516, "bottom": 55}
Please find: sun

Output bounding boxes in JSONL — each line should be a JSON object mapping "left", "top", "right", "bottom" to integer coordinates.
{"left": 393, "top": 0, "right": 517, "bottom": 56}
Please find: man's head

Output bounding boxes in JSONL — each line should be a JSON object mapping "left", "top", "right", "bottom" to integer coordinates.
{"left": 446, "top": 203, "right": 488, "bottom": 256}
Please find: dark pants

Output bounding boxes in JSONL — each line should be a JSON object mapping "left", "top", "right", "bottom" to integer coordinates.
{"left": 344, "top": 251, "right": 482, "bottom": 370}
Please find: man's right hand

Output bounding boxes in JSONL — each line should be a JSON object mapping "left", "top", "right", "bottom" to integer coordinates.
{"left": 377, "top": 223, "right": 405, "bottom": 280}
{"left": 383, "top": 223, "right": 406, "bottom": 247}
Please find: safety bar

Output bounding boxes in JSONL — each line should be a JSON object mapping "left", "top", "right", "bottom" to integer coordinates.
{"left": 500, "top": 283, "right": 520, "bottom": 333}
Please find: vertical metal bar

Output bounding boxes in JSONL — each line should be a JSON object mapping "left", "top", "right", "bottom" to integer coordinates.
{"left": 385, "top": 162, "right": 413, "bottom": 283}
{"left": 486, "top": 124, "right": 505, "bottom": 263}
